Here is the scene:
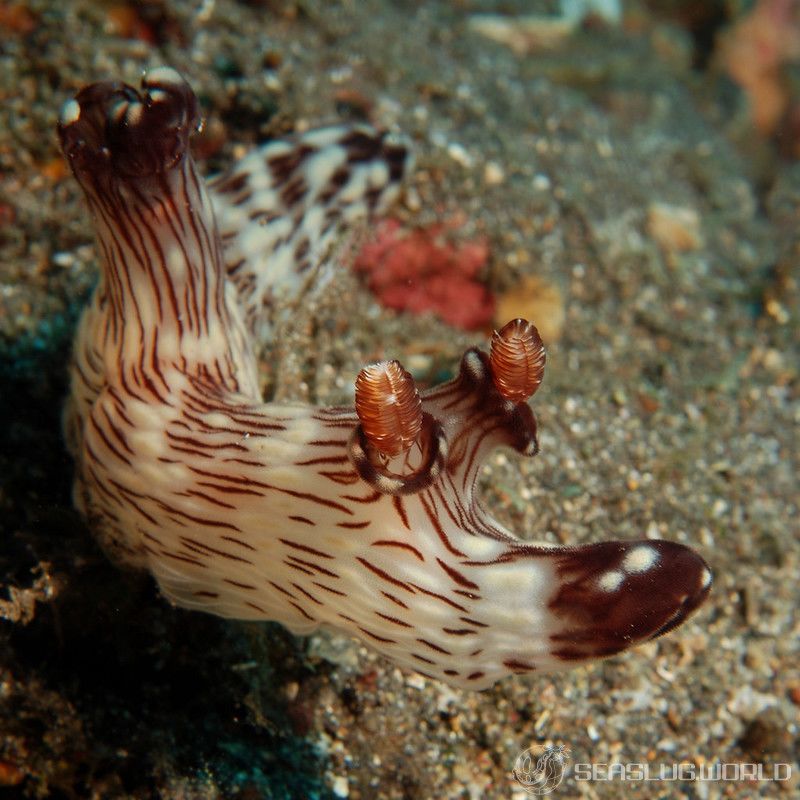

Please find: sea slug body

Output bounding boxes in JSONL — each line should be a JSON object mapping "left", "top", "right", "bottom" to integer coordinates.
{"left": 58, "top": 68, "right": 711, "bottom": 689}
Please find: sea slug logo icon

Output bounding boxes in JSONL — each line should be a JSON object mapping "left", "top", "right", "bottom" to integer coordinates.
{"left": 513, "top": 743, "right": 570, "bottom": 795}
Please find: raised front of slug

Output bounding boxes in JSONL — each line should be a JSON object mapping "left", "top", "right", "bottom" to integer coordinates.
{"left": 59, "top": 69, "right": 711, "bottom": 689}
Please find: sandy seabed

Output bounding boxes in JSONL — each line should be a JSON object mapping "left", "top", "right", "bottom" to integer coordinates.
{"left": 0, "top": 2, "right": 797, "bottom": 798}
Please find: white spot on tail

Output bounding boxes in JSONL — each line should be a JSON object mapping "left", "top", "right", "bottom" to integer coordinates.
{"left": 144, "top": 66, "right": 184, "bottom": 87}
{"left": 124, "top": 102, "right": 144, "bottom": 127}
{"left": 622, "top": 545, "right": 658, "bottom": 574}
{"left": 700, "top": 567, "right": 712, "bottom": 589}
{"left": 598, "top": 570, "right": 624, "bottom": 592}
{"left": 148, "top": 89, "right": 170, "bottom": 105}
{"left": 60, "top": 99, "right": 81, "bottom": 125}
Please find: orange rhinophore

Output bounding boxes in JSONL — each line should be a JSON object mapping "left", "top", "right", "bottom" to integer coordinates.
{"left": 355, "top": 360, "right": 423, "bottom": 458}
{"left": 489, "top": 318, "right": 546, "bottom": 403}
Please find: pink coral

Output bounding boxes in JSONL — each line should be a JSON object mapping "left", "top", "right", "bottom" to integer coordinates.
{"left": 353, "top": 217, "right": 494, "bottom": 330}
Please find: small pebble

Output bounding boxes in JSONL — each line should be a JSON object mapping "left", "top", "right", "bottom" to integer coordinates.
{"left": 647, "top": 201, "right": 703, "bottom": 253}
{"left": 331, "top": 774, "right": 349, "bottom": 797}
{"left": 532, "top": 173, "right": 551, "bottom": 191}
{"left": 484, "top": 161, "right": 505, "bottom": 184}
{"left": 494, "top": 275, "right": 565, "bottom": 343}
{"left": 447, "top": 142, "right": 473, "bottom": 168}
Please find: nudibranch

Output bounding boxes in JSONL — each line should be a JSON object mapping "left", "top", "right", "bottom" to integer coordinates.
{"left": 58, "top": 68, "right": 711, "bottom": 689}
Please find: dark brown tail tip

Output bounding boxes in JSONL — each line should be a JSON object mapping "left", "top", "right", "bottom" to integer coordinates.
{"left": 58, "top": 67, "right": 199, "bottom": 179}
